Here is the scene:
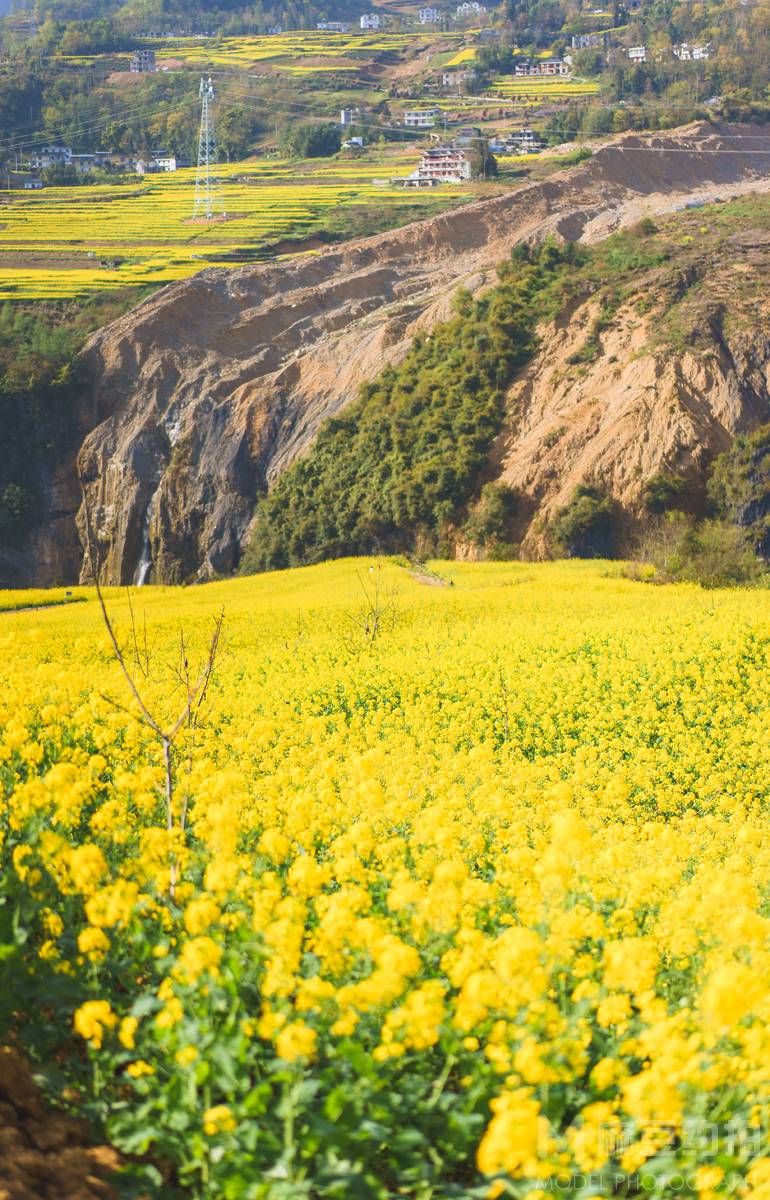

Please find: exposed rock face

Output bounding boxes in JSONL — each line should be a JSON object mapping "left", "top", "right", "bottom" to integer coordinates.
{"left": 493, "top": 286, "right": 770, "bottom": 556}
{"left": 55, "top": 123, "right": 770, "bottom": 582}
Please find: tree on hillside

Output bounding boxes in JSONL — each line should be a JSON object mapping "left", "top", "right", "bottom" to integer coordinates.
{"left": 279, "top": 122, "right": 341, "bottom": 158}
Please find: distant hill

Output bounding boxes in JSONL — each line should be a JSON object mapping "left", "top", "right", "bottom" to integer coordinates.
{"left": 56, "top": 122, "right": 770, "bottom": 587}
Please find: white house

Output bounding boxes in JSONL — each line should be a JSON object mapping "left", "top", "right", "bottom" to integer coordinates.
{"left": 673, "top": 42, "right": 712, "bottom": 60}
{"left": 514, "top": 58, "right": 570, "bottom": 76}
{"left": 360, "top": 12, "right": 381, "bottom": 28}
{"left": 29, "top": 145, "right": 72, "bottom": 169}
{"left": 316, "top": 20, "right": 350, "bottom": 31}
{"left": 399, "top": 145, "right": 471, "bottom": 185}
{"left": 70, "top": 152, "right": 113, "bottom": 173}
{"left": 571, "top": 31, "right": 607, "bottom": 48}
{"left": 130, "top": 48, "right": 156, "bottom": 73}
{"left": 418, "top": 145, "right": 471, "bottom": 181}
{"left": 627, "top": 45, "right": 647, "bottom": 61}
{"left": 491, "top": 127, "right": 543, "bottom": 153}
{"left": 438, "top": 67, "right": 478, "bottom": 87}
{"left": 456, "top": 1, "right": 486, "bottom": 17}
{"left": 151, "top": 152, "right": 178, "bottom": 171}
{"left": 403, "top": 107, "right": 442, "bottom": 128}
{"left": 419, "top": 6, "right": 440, "bottom": 21}
{"left": 135, "top": 152, "right": 178, "bottom": 175}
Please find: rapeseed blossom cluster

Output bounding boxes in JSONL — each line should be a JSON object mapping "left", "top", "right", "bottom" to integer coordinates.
{"left": 2, "top": 559, "right": 770, "bottom": 1198}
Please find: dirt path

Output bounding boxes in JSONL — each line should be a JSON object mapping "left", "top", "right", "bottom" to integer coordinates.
{"left": 0, "top": 598, "right": 86, "bottom": 616}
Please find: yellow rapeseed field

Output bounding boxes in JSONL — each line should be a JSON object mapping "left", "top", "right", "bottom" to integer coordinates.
{"left": 0, "top": 159, "right": 457, "bottom": 301}
{"left": 2, "top": 558, "right": 770, "bottom": 1197}
{"left": 487, "top": 76, "right": 601, "bottom": 97}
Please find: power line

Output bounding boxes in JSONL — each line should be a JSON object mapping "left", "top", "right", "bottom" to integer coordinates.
{"left": 213, "top": 86, "right": 770, "bottom": 154}
{"left": 0, "top": 94, "right": 196, "bottom": 154}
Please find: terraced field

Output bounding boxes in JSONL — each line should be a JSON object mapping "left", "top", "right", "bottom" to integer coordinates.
{"left": 0, "top": 157, "right": 463, "bottom": 301}
{"left": 487, "top": 75, "right": 602, "bottom": 98}
{"left": 90, "top": 30, "right": 467, "bottom": 72}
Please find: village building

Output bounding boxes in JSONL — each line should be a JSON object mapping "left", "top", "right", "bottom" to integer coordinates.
{"left": 571, "top": 31, "right": 608, "bottom": 48}
{"left": 28, "top": 145, "right": 72, "bottom": 169}
{"left": 360, "top": 13, "right": 381, "bottom": 29}
{"left": 397, "top": 144, "right": 472, "bottom": 185}
{"left": 136, "top": 151, "right": 178, "bottom": 174}
{"left": 489, "top": 127, "right": 543, "bottom": 153}
{"left": 403, "top": 107, "right": 442, "bottom": 128}
{"left": 514, "top": 58, "right": 570, "bottom": 76}
{"left": 453, "top": 124, "right": 482, "bottom": 145}
{"left": 437, "top": 67, "right": 478, "bottom": 87}
{"left": 673, "top": 42, "right": 713, "bottom": 59}
{"left": 456, "top": 1, "right": 486, "bottom": 17}
{"left": 419, "top": 6, "right": 440, "bottom": 21}
{"left": 130, "top": 48, "right": 157, "bottom": 73}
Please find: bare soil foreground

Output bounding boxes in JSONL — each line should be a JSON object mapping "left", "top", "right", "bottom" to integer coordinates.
{"left": 0, "top": 1047, "right": 119, "bottom": 1200}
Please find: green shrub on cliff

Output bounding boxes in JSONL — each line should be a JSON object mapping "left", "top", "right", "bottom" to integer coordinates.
{"left": 243, "top": 241, "right": 583, "bottom": 572}
{"left": 0, "top": 291, "right": 146, "bottom": 548}
{"left": 551, "top": 484, "right": 618, "bottom": 558}
{"left": 708, "top": 424, "right": 770, "bottom": 557}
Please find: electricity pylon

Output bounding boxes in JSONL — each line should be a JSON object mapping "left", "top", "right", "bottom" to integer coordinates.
{"left": 193, "top": 76, "right": 225, "bottom": 220}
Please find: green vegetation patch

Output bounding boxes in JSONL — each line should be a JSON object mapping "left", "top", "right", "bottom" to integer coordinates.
{"left": 0, "top": 290, "right": 148, "bottom": 546}
{"left": 244, "top": 242, "right": 582, "bottom": 572}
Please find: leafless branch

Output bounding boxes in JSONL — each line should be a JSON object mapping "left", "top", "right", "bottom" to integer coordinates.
{"left": 79, "top": 477, "right": 225, "bottom": 898}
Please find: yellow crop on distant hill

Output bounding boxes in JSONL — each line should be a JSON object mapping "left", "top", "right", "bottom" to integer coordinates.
{"left": 444, "top": 46, "right": 478, "bottom": 65}
{"left": 146, "top": 30, "right": 464, "bottom": 69}
{"left": 2, "top": 558, "right": 770, "bottom": 1196}
{"left": 0, "top": 159, "right": 458, "bottom": 300}
{"left": 488, "top": 75, "right": 601, "bottom": 96}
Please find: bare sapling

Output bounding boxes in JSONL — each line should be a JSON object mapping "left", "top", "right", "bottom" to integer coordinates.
{"left": 80, "top": 482, "right": 224, "bottom": 899}
{"left": 342, "top": 562, "right": 399, "bottom": 649}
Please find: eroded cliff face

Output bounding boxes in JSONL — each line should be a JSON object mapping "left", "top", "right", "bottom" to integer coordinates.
{"left": 67, "top": 122, "right": 770, "bottom": 582}
{"left": 491, "top": 270, "right": 770, "bottom": 556}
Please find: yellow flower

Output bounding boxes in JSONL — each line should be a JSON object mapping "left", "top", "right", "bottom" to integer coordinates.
{"left": 700, "top": 962, "right": 767, "bottom": 1032}
{"left": 119, "top": 1016, "right": 139, "bottom": 1050}
{"left": 275, "top": 1021, "right": 317, "bottom": 1062}
{"left": 67, "top": 844, "right": 108, "bottom": 896}
{"left": 42, "top": 909, "right": 64, "bottom": 939}
{"left": 477, "top": 1087, "right": 552, "bottom": 1178}
{"left": 695, "top": 1166, "right": 724, "bottom": 1193}
{"left": 597, "top": 993, "right": 632, "bottom": 1029}
{"left": 126, "top": 1060, "right": 154, "bottom": 1078}
{"left": 603, "top": 939, "right": 658, "bottom": 996}
{"left": 77, "top": 926, "right": 110, "bottom": 960}
{"left": 203, "top": 1104, "right": 236, "bottom": 1135}
{"left": 259, "top": 827, "right": 292, "bottom": 864}
{"left": 176, "top": 1045, "right": 199, "bottom": 1067}
{"left": 184, "top": 896, "right": 222, "bottom": 936}
{"left": 73, "top": 1000, "right": 116, "bottom": 1049}
{"left": 173, "top": 936, "right": 223, "bottom": 983}
{"left": 85, "top": 879, "right": 140, "bottom": 929}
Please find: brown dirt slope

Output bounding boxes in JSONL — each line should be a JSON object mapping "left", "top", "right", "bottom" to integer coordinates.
{"left": 0, "top": 1048, "right": 119, "bottom": 1200}
{"left": 491, "top": 217, "right": 770, "bottom": 556}
{"left": 32, "top": 122, "right": 770, "bottom": 585}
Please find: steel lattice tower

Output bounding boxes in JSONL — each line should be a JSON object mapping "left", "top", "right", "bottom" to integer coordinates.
{"left": 193, "top": 77, "right": 225, "bottom": 220}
